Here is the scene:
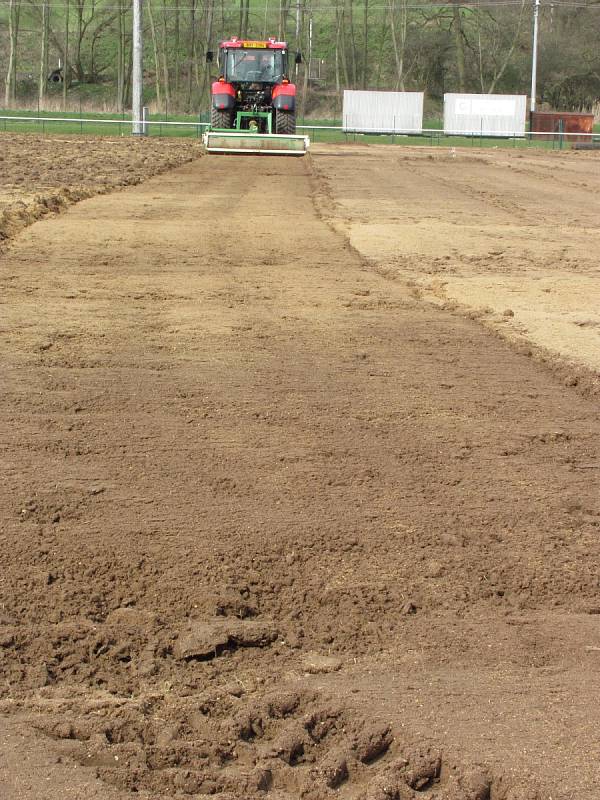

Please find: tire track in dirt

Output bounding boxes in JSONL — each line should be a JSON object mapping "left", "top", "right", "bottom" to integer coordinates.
{"left": 1, "top": 151, "right": 600, "bottom": 798}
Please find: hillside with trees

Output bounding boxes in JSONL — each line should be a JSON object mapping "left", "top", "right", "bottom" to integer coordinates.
{"left": 1, "top": 0, "right": 600, "bottom": 117}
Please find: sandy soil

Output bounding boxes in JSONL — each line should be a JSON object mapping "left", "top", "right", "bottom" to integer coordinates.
{"left": 1, "top": 141, "right": 600, "bottom": 800}
{"left": 311, "top": 144, "right": 600, "bottom": 381}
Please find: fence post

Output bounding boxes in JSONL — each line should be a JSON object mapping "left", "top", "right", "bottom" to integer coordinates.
{"left": 558, "top": 118, "right": 564, "bottom": 150}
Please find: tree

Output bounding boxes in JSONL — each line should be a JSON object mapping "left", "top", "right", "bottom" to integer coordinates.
{"left": 62, "top": 0, "right": 70, "bottom": 109}
{"left": 1, "top": 0, "right": 600, "bottom": 117}
{"left": 4, "top": 0, "right": 20, "bottom": 106}
{"left": 38, "top": 0, "right": 50, "bottom": 105}
{"left": 116, "top": 0, "right": 127, "bottom": 111}
{"left": 147, "top": 0, "right": 162, "bottom": 108}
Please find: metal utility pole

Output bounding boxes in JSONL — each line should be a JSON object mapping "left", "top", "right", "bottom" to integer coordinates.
{"left": 132, "top": 0, "right": 144, "bottom": 135}
{"left": 295, "top": 0, "right": 301, "bottom": 78}
{"left": 530, "top": 0, "right": 540, "bottom": 114}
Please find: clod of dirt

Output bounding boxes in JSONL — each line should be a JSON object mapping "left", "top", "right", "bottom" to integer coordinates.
{"left": 401, "top": 602, "right": 418, "bottom": 615}
{"left": 451, "top": 766, "right": 492, "bottom": 800}
{"left": 133, "top": 646, "right": 158, "bottom": 678}
{"left": 306, "top": 748, "right": 349, "bottom": 790}
{"left": 266, "top": 725, "right": 306, "bottom": 765}
{"left": 266, "top": 691, "right": 304, "bottom": 718}
{"left": 304, "top": 707, "right": 343, "bottom": 743}
{"left": 425, "top": 559, "right": 445, "bottom": 579}
{"left": 235, "top": 710, "right": 265, "bottom": 742}
{"left": 34, "top": 717, "right": 94, "bottom": 742}
{"left": 361, "top": 755, "right": 490, "bottom": 799}
{"left": 174, "top": 618, "right": 278, "bottom": 660}
{"left": 214, "top": 587, "right": 258, "bottom": 619}
{"left": 358, "top": 757, "right": 410, "bottom": 800}
{"left": 403, "top": 747, "right": 442, "bottom": 790}
{"left": 155, "top": 724, "right": 181, "bottom": 748}
{"left": 249, "top": 767, "right": 273, "bottom": 792}
{"left": 27, "top": 662, "right": 51, "bottom": 688}
{"left": 359, "top": 749, "right": 443, "bottom": 799}
{"left": 173, "top": 769, "right": 205, "bottom": 794}
{"left": 302, "top": 652, "right": 343, "bottom": 674}
{"left": 352, "top": 723, "right": 393, "bottom": 764}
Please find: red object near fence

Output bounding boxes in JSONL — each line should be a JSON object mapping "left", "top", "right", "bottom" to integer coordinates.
{"left": 531, "top": 111, "right": 594, "bottom": 142}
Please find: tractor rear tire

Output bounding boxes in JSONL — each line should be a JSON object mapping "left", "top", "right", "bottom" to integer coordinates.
{"left": 275, "top": 110, "right": 296, "bottom": 135}
{"left": 211, "top": 108, "right": 233, "bottom": 129}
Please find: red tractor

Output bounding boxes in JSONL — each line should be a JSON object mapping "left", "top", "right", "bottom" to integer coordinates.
{"left": 207, "top": 37, "right": 299, "bottom": 136}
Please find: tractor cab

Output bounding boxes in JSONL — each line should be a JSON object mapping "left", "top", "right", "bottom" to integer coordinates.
{"left": 220, "top": 45, "right": 287, "bottom": 85}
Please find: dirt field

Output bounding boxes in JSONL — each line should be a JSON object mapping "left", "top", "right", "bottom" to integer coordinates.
{"left": 0, "top": 134, "right": 203, "bottom": 247}
{"left": 313, "top": 145, "right": 600, "bottom": 382}
{"left": 1, "top": 138, "right": 600, "bottom": 800}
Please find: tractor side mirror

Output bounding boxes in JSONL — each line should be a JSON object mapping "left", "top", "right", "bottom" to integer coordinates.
{"left": 295, "top": 52, "right": 303, "bottom": 65}
{"left": 206, "top": 51, "right": 214, "bottom": 63}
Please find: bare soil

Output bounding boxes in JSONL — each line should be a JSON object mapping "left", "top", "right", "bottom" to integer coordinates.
{"left": 1, "top": 140, "right": 600, "bottom": 800}
{"left": 0, "top": 133, "right": 203, "bottom": 247}
{"left": 312, "top": 144, "right": 600, "bottom": 381}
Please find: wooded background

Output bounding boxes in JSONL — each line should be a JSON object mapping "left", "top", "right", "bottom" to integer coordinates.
{"left": 2, "top": 0, "right": 600, "bottom": 117}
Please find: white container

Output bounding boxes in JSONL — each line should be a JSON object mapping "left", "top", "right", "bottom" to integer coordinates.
{"left": 444, "top": 93, "right": 527, "bottom": 137}
{"left": 343, "top": 90, "right": 424, "bottom": 134}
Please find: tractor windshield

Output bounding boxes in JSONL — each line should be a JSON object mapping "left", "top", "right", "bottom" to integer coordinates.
{"left": 225, "top": 49, "right": 285, "bottom": 83}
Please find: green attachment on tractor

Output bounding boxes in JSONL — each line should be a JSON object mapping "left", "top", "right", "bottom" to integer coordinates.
{"left": 233, "top": 110, "right": 273, "bottom": 133}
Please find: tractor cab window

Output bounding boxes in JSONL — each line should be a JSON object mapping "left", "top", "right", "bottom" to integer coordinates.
{"left": 225, "top": 49, "right": 285, "bottom": 83}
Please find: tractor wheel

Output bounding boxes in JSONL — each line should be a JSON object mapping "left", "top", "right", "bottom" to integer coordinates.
{"left": 211, "top": 108, "right": 233, "bottom": 129}
{"left": 275, "top": 109, "right": 296, "bottom": 135}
